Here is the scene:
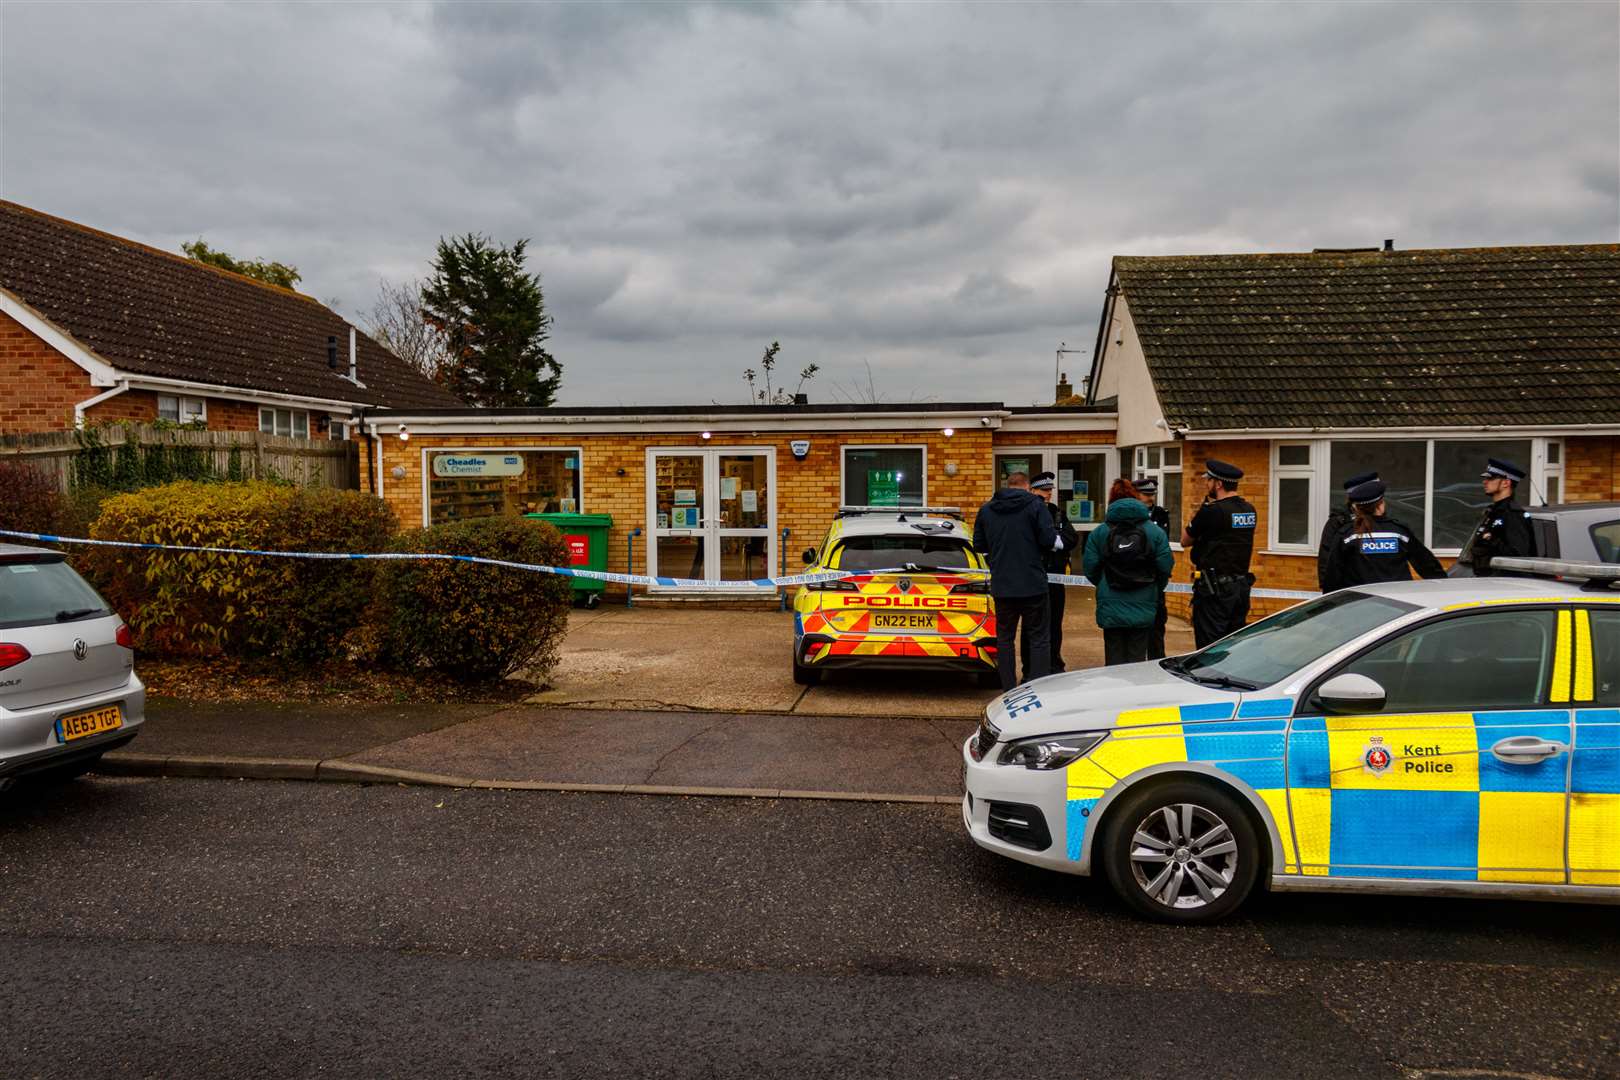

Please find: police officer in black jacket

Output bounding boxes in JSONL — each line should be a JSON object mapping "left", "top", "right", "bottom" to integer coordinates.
{"left": 1135, "top": 476, "right": 1172, "bottom": 658}
{"left": 1464, "top": 458, "right": 1536, "bottom": 575}
{"left": 1316, "top": 471, "right": 1379, "bottom": 591}
{"left": 1181, "top": 460, "right": 1257, "bottom": 649}
{"left": 1321, "top": 478, "right": 1446, "bottom": 589}
{"left": 1021, "top": 471, "right": 1080, "bottom": 674}
{"left": 974, "top": 471, "right": 1060, "bottom": 690}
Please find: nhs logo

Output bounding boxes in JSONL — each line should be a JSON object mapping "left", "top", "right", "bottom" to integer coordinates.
{"left": 1361, "top": 537, "right": 1400, "bottom": 555}
{"left": 1231, "top": 512, "right": 1256, "bottom": 528}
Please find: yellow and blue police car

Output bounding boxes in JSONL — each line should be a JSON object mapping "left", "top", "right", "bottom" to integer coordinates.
{"left": 963, "top": 557, "right": 1620, "bottom": 923}
{"left": 793, "top": 507, "right": 998, "bottom": 687}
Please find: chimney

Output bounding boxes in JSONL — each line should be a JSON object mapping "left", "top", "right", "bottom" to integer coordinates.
{"left": 327, "top": 335, "right": 338, "bottom": 370}
{"left": 1383, "top": 238, "right": 1395, "bottom": 252}
{"left": 793, "top": 392, "right": 808, "bottom": 405}
{"left": 1055, "top": 371, "right": 1074, "bottom": 402}
{"left": 348, "top": 326, "right": 357, "bottom": 382}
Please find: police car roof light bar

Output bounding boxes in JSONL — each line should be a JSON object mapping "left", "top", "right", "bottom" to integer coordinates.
{"left": 1488, "top": 557, "right": 1620, "bottom": 589}
{"left": 835, "top": 505, "right": 965, "bottom": 520}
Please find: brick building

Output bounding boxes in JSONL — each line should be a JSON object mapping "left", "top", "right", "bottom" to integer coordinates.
{"left": 0, "top": 200, "right": 456, "bottom": 437}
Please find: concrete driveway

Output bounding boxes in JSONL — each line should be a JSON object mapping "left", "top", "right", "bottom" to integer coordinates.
{"left": 529, "top": 594, "right": 1195, "bottom": 719}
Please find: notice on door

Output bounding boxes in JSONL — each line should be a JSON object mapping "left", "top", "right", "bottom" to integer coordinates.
{"left": 741, "top": 490, "right": 758, "bottom": 513}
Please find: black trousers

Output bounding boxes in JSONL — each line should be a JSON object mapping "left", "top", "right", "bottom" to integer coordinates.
{"left": 1021, "top": 584, "right": 1067, "bottom": 675}
{"left": 996, "top": 593, "right": 1050, "bottom": 691}
{"left": 1103, "top": 626, "right": 1152, "bottom": 666}
{"left": 1149, "top": 591, "right": 1168, "bottom": 659}
{"left": 1192, "top": 576, "right": 1252, "bottom": 649}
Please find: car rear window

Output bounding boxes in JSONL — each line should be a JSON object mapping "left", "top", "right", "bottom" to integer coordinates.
{"left": 0, "top": 559, "right": 111, "bottom": 630}
{"left": 833, "top": 536, "right": 975, "bottom": 572}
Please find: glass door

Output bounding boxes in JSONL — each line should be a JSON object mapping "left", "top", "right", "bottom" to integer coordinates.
{"left": 647, "top": 449, "right": 775, "bottom": 587}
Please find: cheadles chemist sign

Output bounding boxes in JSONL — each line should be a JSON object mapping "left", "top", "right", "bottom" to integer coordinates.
{"left": 432, "top": 454, "right": 525, "bottom": 478}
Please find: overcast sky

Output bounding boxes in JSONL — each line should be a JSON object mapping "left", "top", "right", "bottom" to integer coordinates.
{"left": 2, "top": 1, "right": 1616, "bottom": 406}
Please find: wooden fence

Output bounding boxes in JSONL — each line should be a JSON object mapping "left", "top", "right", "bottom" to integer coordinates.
{"left": 0, "top": 425, "right": 360, "bottom": 491}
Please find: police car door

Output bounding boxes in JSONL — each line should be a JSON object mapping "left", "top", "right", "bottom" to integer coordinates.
{"left": 1572, "top": 605, "right": 1620, "bottom": 887}
{"left": 1290, "top": 607, "right": 1570, "bottom": 884}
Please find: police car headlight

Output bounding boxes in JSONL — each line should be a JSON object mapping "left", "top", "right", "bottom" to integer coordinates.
{"left": 996, "top": 733, "right": 1107, "bottom": 770}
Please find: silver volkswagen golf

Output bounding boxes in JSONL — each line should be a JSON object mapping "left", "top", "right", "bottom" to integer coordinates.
{"left": 0, "top": 543, "right": 142, "bottom": 787}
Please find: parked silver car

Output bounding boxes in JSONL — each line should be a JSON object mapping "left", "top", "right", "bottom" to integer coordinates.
{"left": 1452, "top": 502, "right": 1620, "bottom": 576}
{"left": 0, "top": 543, "right": 142, "bottom": 787}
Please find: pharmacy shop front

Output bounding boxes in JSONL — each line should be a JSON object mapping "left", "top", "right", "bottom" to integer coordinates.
{"left": 359, "top": 404, "right": 1119, "bottom": 596}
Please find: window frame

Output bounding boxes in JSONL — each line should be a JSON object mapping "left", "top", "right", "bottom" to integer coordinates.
{"left": 1131, "top": 443, "right": 1184, "bottom": 548}
{"left": 1269, "top": 441, "right": 1320, "bottom": 553}
{"left": 839, "top": 444, "right": 927, "bottom": 508}
{"left": 258, "top": 406, "right": 310, "bottom": 438}
{"left": 157, "top": 393, "right": 207, "bottom": 424}
{"left": 1300, "top": 606, "right": 1563, "bottom": 715}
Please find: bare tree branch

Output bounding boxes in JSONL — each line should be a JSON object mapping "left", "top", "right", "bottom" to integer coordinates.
{"left": 363, "top": 277, "right": 451, "bottom": 382}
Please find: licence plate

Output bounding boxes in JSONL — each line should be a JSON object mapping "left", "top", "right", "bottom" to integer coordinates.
{"left": 873, "top": 613, "right": 934, "bottom": 630}
{"left": 56, "top": 705, "right": 122, "bottom": 743}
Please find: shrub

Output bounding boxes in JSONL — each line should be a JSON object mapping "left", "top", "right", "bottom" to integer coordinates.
{"left": 86, "top": 481, "right": 396, "bottom": 661}
{"left": 371, "top": 516, "right": 571, "bottom": 683}
{"left": 0, "top": 459, "right": 72, "bottom": 536}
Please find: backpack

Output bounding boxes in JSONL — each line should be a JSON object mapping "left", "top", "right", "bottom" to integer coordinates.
{"left": 1102, "top": 521, "right": 1157, "bottom": 589}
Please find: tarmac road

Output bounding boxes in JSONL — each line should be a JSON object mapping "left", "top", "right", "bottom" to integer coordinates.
{"left": 1, "top": 777, "right": 1615, "bottom": 1079}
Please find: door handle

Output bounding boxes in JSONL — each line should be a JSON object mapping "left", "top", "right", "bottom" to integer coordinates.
{"left": 1490, "top": 735, "right": 1569, "bottom": 765}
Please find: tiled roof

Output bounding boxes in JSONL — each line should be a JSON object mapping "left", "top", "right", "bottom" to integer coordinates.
{"left": 1112, "top": 245, "right": 1620, "bottom": 430}
{"left": 0, "top": 200, "right": 460, "bottom": 411}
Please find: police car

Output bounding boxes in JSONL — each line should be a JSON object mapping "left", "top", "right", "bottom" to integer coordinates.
{"left": 793, "top": 507, "right": 998, "bottom": 686}
{"left": 962, "top": 557, "right": 1620, "bottom": 923}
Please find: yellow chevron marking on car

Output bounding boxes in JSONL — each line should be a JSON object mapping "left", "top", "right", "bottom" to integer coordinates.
{"left": 1574, "top": 608, "right": 1595, "bottom": 701}
{"left": 1089, "top": 707, "right": 1186, "bottom": 779}
{"left": 1570, "top": 793, "right": 1620, "bottom": 885}
{"left": 1478, "top": 791, "right": 1566, "bottom": 883}
{"left": 1552, "top": 610, "right": 1573, "bottom": 703}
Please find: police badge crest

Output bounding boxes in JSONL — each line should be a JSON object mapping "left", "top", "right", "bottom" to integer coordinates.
{"left": 1362, "top": 736, "right": 1393, "bottom": 775}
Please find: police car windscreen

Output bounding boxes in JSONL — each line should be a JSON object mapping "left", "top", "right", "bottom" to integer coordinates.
{"left": 1175, "top": 591, "right": 1419, "bottom": 689}
{"left": 836, "top": 537, "right": 974, "bottom": 572}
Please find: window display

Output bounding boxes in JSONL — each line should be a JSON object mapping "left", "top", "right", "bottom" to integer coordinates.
{"left": 427, "top": 449, "right": 581, "bottom": 525}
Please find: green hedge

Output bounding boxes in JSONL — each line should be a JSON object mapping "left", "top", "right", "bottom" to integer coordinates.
{"left": 368, "top": 516, "right": 572, "bottom": 682}
{"left": 86, "top": 481, "right": 397, "bottom": 662}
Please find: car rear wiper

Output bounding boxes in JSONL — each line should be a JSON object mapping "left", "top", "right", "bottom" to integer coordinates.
{"left": 55, "top": 607, "right": 104, "bottom": 622}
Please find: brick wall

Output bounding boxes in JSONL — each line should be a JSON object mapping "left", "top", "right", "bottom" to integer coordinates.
{"left": 0, "top": 310, "right": 96, "bottom": 432}
{"left": 1566, "top": 435, "right": 1620, "bottom": 501}
{"left": 371, "top": 429, "right": 998, "bottom": 593}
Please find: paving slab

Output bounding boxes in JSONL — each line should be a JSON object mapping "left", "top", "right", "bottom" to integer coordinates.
{"left": 344, "top": 706, "right": 973, "bottom": 796}
{"left": 132, "top": 698, "right": 498, "bottom": 759}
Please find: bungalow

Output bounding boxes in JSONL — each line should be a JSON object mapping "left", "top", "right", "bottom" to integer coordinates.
{"left": 0, "top": 200, "right": 457, "bottom": 438}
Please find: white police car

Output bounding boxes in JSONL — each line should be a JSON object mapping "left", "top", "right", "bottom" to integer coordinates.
{"left": 962, "top": 558, "right": 1620, "bottom": 923}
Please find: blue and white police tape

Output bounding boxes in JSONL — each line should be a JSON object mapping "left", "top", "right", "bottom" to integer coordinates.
{"left": 0, "top": 529, "right": 1323, "bottom": 600}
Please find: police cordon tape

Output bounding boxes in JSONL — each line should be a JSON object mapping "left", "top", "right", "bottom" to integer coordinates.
{"left": 0, "top": 529, "right": 1323, "bottom": 601}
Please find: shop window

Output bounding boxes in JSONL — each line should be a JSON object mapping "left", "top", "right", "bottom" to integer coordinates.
{"left": 259, "top": 407, "right": 309, "bottom": 438}
{"left": 843, "top": 447, "right": 924, "bottom": 507}
{"left": 157, "top": 394, "right": 207, "bottom": 424}
{"left": 427, "top": 449, "right": 582, "bottom": 526}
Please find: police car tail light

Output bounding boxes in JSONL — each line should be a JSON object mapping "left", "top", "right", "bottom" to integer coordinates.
{"left": 997, "top": 732, "right": 1107, "bottom": 770}
{"left": 807, "top": 580, "right": 858, "bottom": 592}
{"left": 950, "top": 579, "right": 990, "bottom": 595}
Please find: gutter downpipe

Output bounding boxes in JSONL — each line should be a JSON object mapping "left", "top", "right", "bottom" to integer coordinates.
{"left": 74, "top": 380, "right": 130, "bottom": 428}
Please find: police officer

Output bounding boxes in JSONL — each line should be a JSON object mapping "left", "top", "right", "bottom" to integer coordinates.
{"left": 1181, "top": 460, "right": 1257, "bottom": 648}
{"left": 1135, "top": 476, "right": 1171, "bottom": 659}
{"left": 1021, "top": 471, "right": 1080, "bottom": 674}
{"left": 1321, "top": 478, "right": 1445, "bottom": 589}
{"left": 1465, "top": 458, "right": 1536, "bottom": 575}
{"left": 1317, "top": 471, "right": 1379, "bottom": 591}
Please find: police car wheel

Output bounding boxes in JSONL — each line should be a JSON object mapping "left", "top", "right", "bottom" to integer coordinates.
{"left": 1101, "top": 781, "right": 1259, "bottom": 925}
{"left": 792, "top": 659, "right": 821, "bottom": 686}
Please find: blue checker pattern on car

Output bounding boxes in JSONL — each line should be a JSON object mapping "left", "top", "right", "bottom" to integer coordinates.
{"left": 1178, "top": 702, "right": 1236, "bottom": 723}
{"left": 1237, "top": 697, "right": 1296, "bottom": 720}
{"left": 1288, "top": 728, "right": 1333, "bottom": 789}
{"left": 1066, "top": 798, "right": 1098, "bottom": 861}
{"left": 1574, "top": 709, "right": 1620, "bottom": 794}
{"left": 1474, "top": 712, "right": 1572, "bottom": 793}
{"left": 1209, "top": 757, "right": 1286, "bottom": 791}
{"left": 1329, "top": 789, "right": 1480, "bottom": 881}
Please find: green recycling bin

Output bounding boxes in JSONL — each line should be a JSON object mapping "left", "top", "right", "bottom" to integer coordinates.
{"left": 525, "top": 512, "right": 613, "bottom": 608}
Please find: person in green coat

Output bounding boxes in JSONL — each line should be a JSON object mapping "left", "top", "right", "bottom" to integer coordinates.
{"left": 1082, "top": 486, "right": 1175, "bottom": 666}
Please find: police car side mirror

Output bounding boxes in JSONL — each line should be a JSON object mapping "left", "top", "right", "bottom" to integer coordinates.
{"left": 1315, "top": 673, "right": 1386, "bottom": 715}
{"left": 802, "top": 548, "right": 817, "bottom": 565}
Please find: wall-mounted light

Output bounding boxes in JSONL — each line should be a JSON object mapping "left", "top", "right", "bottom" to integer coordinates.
{"left": 391, "top": 465, "right": 406, "bottom": 480}
{"left": 942, "top": 427, "right": 954, "bottom": 438}
{"left": 944, "top": 461, "right": 959, "bottom": 477}
{"left": 700, "top": 430, "right": 712, "bottom": 440}
{"left": 397, "top": 424, "right": 410, "bottom": 441}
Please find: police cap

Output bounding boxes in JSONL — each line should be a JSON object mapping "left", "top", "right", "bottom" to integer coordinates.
{"left": 1481, "top": 458, "right": 1526, "bottom": 483}
{"left": 1203, "top": 459, "right": 1243, "bottom": 483}
{"left": 1029, "top": 470, "right": 1056, "bottom": 490}
{"left": 1342, "top": 470, "right": 1379, "bottom": 492}
{"left": 1347, "top": 478, "right": 1386, "bottom": 507}
{"left": 1134, "top": 476, "right": 1158, "bottom": 495}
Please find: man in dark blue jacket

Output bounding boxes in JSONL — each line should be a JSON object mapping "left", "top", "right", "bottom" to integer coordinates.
{"left": 973, "top": 471, "right": 1059, "bottom": 690}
